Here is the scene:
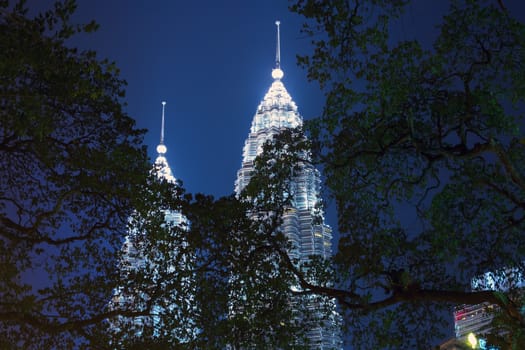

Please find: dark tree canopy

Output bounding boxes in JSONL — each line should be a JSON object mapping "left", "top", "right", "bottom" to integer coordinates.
{"left": 286, "top": 0, "right": 525, "bottom": 348}
{"left": 0, "top": 3, "right": 330, "bottom": 348}
{"left": 0, "top": 1, "right": 156, "bottom": 347}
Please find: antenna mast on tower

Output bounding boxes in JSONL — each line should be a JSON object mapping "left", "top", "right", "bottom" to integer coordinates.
{"left": 275, "top": 20, "right": 281, "bottom": 69}
{"left": 160, "top": 101, "right": 166, "bottom": 145}
{"left": 272, "top": 21, "right": 284, "bottom": 80}
{"left": 157, "top": 101, "right": 168, "bottom": 155}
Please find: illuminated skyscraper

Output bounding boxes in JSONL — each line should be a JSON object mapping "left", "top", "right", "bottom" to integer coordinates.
{"left": 110, "top": 102, "right": 195, "bottom": 344}
{"left": 234, "top": 21, "right": 343, "bottom": 349}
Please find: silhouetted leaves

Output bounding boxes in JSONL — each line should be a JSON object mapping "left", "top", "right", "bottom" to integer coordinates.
{"left": 1, "top": 1, "right": 151, "bottom": 347}
{"left": 291, "top": 0, "right": 525, "bottom": 348}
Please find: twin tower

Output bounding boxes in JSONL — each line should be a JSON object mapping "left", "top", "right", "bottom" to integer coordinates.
{"left": 122, "top": 22, "right": 343, "bottom": 349}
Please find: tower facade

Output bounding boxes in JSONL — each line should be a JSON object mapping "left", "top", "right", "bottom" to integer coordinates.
{"left": 110, "top": 102, "right": 196, "bottom": 344}
{"left": 234, "top": 22, "right": 342, "bottom": 349}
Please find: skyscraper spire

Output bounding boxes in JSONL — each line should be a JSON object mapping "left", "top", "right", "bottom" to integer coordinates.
{"left": 111, "top": 99, "right": 195, "bottom": 343}
{"left": 154, "top": 101, "right": 175, "bottom": 183}
{"left": 272, "top": 20, "right": 284, "bottom": 80}
{"left": 275, "top": 20, "right": 281, "bottom": 69}
{"left": 157, "top": 101, "right": 167, "bottom": 156}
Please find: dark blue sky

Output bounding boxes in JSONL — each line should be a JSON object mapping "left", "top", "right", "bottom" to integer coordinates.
{"left": 70, "top": 0, "right": 323, "bottom": 197}
{"left": 66, "top": 0, "right": 524, "bottom": 201}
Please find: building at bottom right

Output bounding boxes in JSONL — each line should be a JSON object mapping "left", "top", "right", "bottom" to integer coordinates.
{"left": 452, "top": 267, "right": 524, "bottom": 349}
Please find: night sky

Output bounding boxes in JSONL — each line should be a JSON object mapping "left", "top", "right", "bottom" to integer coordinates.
{"left": 26, "top": 0, "right": 524, "bottom": 215}
{"left": 60, "top": 0, "right": 457, "bottom": 249}
{"left": 63, "top": 0, "right": 524, "bottom": 200}
{"left": 68, "top": 0, "right": 324, "bottom": 198}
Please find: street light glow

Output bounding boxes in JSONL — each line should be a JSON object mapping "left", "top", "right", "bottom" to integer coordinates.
{"left": 467, "top": 333, "right": 477, "bottom": 349}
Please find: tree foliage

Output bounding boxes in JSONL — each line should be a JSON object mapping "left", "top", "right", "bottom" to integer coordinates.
{"left": 108, "top": 180, "right": 319, "bottom": 349}
{"left": 0, "top": 1, "right": 336, "bottom": 348}
{"left": 288, "top": 0, "right": 525, "bottom": 348}
{"left": 184, "top": 192, "right": 314, "bottom": 349}
{"left": 0, "top": 0, "right": 155, "bottom": 347}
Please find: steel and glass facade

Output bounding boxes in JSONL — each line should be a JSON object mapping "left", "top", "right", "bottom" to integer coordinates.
{"left": 235, "top": 67, "right": 343, "bottom": 349}
{"left": 110, "top": 116, "right": 197, "bottom": 344}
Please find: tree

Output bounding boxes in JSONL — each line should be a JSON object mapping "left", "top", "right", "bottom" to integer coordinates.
{"left": 108, "top": 186, "right": 315, "bottom": 349}
{"left": 284, "top": 0, "right": 525, "bottom": 348}
{"left": 0, "top": 1, "right": 168, "bottom": 348}
{"left": 0, "top": 2, "right": 335, "bottom": 348}
{"left": 183, "top": 192, "right": 314, "bottom": 350}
